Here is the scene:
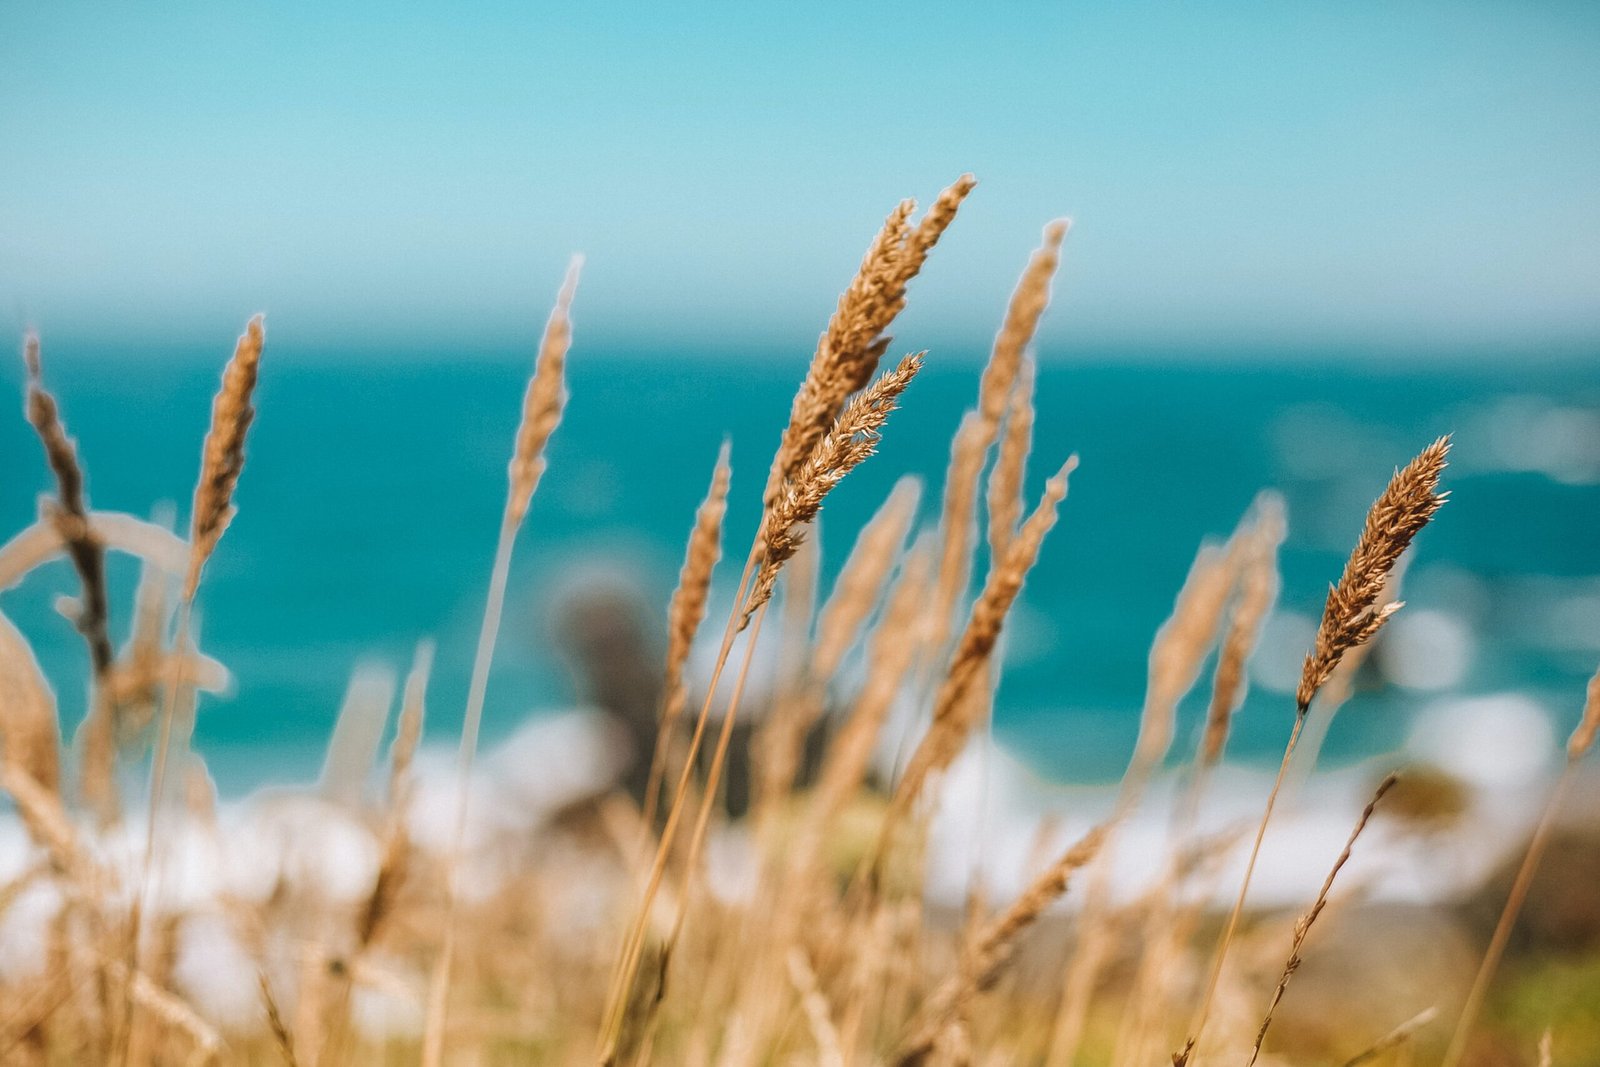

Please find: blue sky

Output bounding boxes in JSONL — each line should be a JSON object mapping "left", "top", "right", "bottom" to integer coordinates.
{"left": 2, "top": 2, "right": 1598, "bottom": 354}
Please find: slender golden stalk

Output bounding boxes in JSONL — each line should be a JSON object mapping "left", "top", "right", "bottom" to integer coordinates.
{"left": 1440, "top": 661, "right": 1600, "bottom": 1067}
{"left": 756, "top": 476, "right": 922, "bottom": 824}
{"left": 358, "top": 641, "right": 433, "bottom": 949}
{"left": 1179, "top": 438, "right": 1449, "bottom": 1065}
{"left": 893, "top": 824, "right": 1108, "bottom": 1067}
{"left": 812, "top": 475, "right": 922, "bottom": 683}
{"left": 124, "top": 316, "right": 265, "bottom": 1065}
{"left": 1047, "top": 535, "right": 1241, "bottom": 1067}
{"left": 985, "top": 356, "right": 1036, "bottom": 564}
{"left": 422, "top": 260, "right": 579, "bottom": 1067}
{"left": 745, "top": 353, "right": 924, "bottom": 624}
{"left": 883, "top": 457, "right": 1076, "bottom": 837}
{"left": 20, "top": 335, "right": 118, "bottom": 823}
{"left": 0, "top": 609, "right": 63, "bottom": 840}
{"left": 602, "top": 184, "right": 965, "bottom": 1058}
{"left": 767, "top": 176, "right": 974, "bottom": 503}
{"left": 643, "top": 363, "right": 924, "bottom": 1052}
{"left": 1338, "top": 1008, "right": 1438, "bottom": 1067}
{"left": 1248, "top": 772, "right": 1398, "bottom": 1066}
{"left": 1113, "top": 496, "right": 1284, "bottom": 1067}
{"left": 1296, "top": 437, "right": 1451, "bottom": 711}
{"left": 642, "top": 442, "right": 732, "bottom": 830}
{"left": 927, "top": 222, "right": 1068, "bottom": 656}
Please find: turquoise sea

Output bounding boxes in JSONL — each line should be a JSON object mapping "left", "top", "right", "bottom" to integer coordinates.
{"left": 2, "top": 344, "right": 1597, "bottom": 792}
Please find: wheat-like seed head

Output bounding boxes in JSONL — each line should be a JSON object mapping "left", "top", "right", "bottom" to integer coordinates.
{"left": 894, "top": 823, "right": 1108, "bottom": 1067}
{"left": 928, "top": 223, "right": 1068, "bottom": 656}
{"left": 387, "top": 639, "right": 434, "bottom": 809}
{"left": 812, "top": 475, "right": 922, "bottom": 682}
{"left": 746, "top": 353, "right": 924, "bottom": 625}
{"left": 22, "top": 336, "right": 113, "bottom": 669}
{"left": 976, "top": 220, "right": 1068, "bottom": 430}
{"left": 894, "top": 456, "right": 1076, "bottom": 811}
{"left": 809, "top": 533, "right": 936, "bottom": 830}
{"left": 986, "top": 356, "right": 1036, "bottom": 564}
{"left": 507, "top": 257, "right": 581, "bottom": 526}
{"left": 23, "top": 335, "right": 90, "bottom": 527}
{"left": 905, "top": 173, "right": 977, "bottom": 271}
{"left": 186, "top": 315, "right": 266, "bottom": 601}
{"left": 1568, "top": 661, "right": 1600, "bottom": 761}
{"left": 663, "top": 442, "right": 732, "bottom": 730}
{"left": 769, "top": 177, "right": 974, "bottom": 503}
{"left": 0, "top": 610, "right": 61, "bottom": 804}
{"left": 1138, "top": 540, "right": 1237, "bottom": 769}
{"left": 1296, "top": 436, "right": 1450, "bottom": 713}
{"left": 1202, "top": 492, "right": 1285, "bottom": 767}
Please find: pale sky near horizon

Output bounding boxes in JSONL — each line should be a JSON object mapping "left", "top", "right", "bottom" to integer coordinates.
{"left": 2, "top": 2, "right": 1598, "bottom": 356}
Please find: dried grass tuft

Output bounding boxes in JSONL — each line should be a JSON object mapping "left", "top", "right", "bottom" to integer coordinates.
{"left": 890, "top": 457, "right": 1076, "bottom": 820}
{"left": 1296, "top": 436, "right": 1450, "bottom": 712}
{"left": 747, "top": 352, "right": 924, "bottom": 624}
{"left": 1202, "top": 493, "right": 1286, "bottom": 766}
{"left": 643, "top": 442, "right": 732, "bottom": 828}
{"left": 0, "top": 610, "right": 62, "bottom": 809}
{"left": 894, "top": 824, "right": 1108, "bottom": 1067}
{"left": 1248, "top": 773, "right": 1398, "bottom": 1066}
{"left": 507, "top": 257, "right": 581, "bottom": 525}
{"left": 768, "top": 176, "right": 973, "bottom": 502}
{"left": 186, "top": 315, "right": 266, "bottom": 602}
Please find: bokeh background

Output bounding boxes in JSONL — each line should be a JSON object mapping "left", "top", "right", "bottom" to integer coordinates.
{"left": 2, "top": 1, "right": 1597, "bottom": 793}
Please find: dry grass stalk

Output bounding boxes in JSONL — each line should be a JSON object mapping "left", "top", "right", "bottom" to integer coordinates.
{"left": 425, "top": 261, "right": 580, "bottom": 1067}
{"left": 386, "top": 639, "right": 434, "bottom": 811}
{"left": 928, "top": 223, "right": 1067, "bottom": 655}
{"left": 893, "top": 824, "right": 1108, "bottom": 1067}
{"left": 0, "top": 610, "right": 62, "bottom": 812}
{"left": 102, "top": 960, "right": 222, "bottom": 1065}
{"left": 185, "top": 315, "right": 265, "bottom": 601}
{"left": 756, "top": 476, "right": 922, "bottom": 825}
{"left": 642, "top": 443, "right": 732, "bottom": 830}
{"left": 132, "top": 318, "right": 271, "bottom": 1029}
{"left": 360, "top": 641, "right": 434, "bottom": 948}
{"left": 976, "top": 221, "right": 1068, "bottom": 432}
{"left": 786, "top": 949, "right": 845, "bottom": 1067}
{"left": 1338, "top": 1007, "right": 1438, "bottom": 1067}
{"left": 812, "top": 475, "right": 922, "bottom": 682}
{"left": 768, "top": 176, "right": 974, "bottom": 502}
{"left": 1136, "top": 541, "right": 1237, "bottom": 771}
{"left": 259, "top": 973, "right": 299, "bottom": 1067}
{"left": 1442, "top": 660, "right": 1600, "bottom": 1067}
{"left": 1047, "top": 532, "right": 1245, "bottom": 1067}
{"left": 508, "top": 257, "right": 581, "bottom": 525}
{"left": 1247, "top": 772, "right": 1398, "bottom": 1066}
{"left": 746, "top": 352, "right": 924, "bottom": 624}
{"left": 0, "top": 765, "right": 82, "bottom": 878}
{"left": 888, "top": 457, "right": 1076, "bottom": 825}
{"left": 1202, "top": 493, "right": 1286, "bottom": 767}
{"left": 809, "top": 534, "right": 936, "bottom": 835}
{"left": 21, "top": 336, "right": 121, "bottom": 824}
{"left": 1182, "top": 439, "right": 1451, "bottom": 1065}
{"left": 985, "top": 356, "right": 1036, "bottom": 563}
{"left": 21, "top": 337, "right": 126, "bottom": 831}
{"left": 927, "top": 413, "right": 992, "bottom": 656}
{"left": 1296, "top": 436, "right": 1450, "bottom": 712}
{"left": 20, "top": 335, "right": 112, "bottom": 675}
{"left": 1112, "top": 498, "right": 1286, "bottom": 1067}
